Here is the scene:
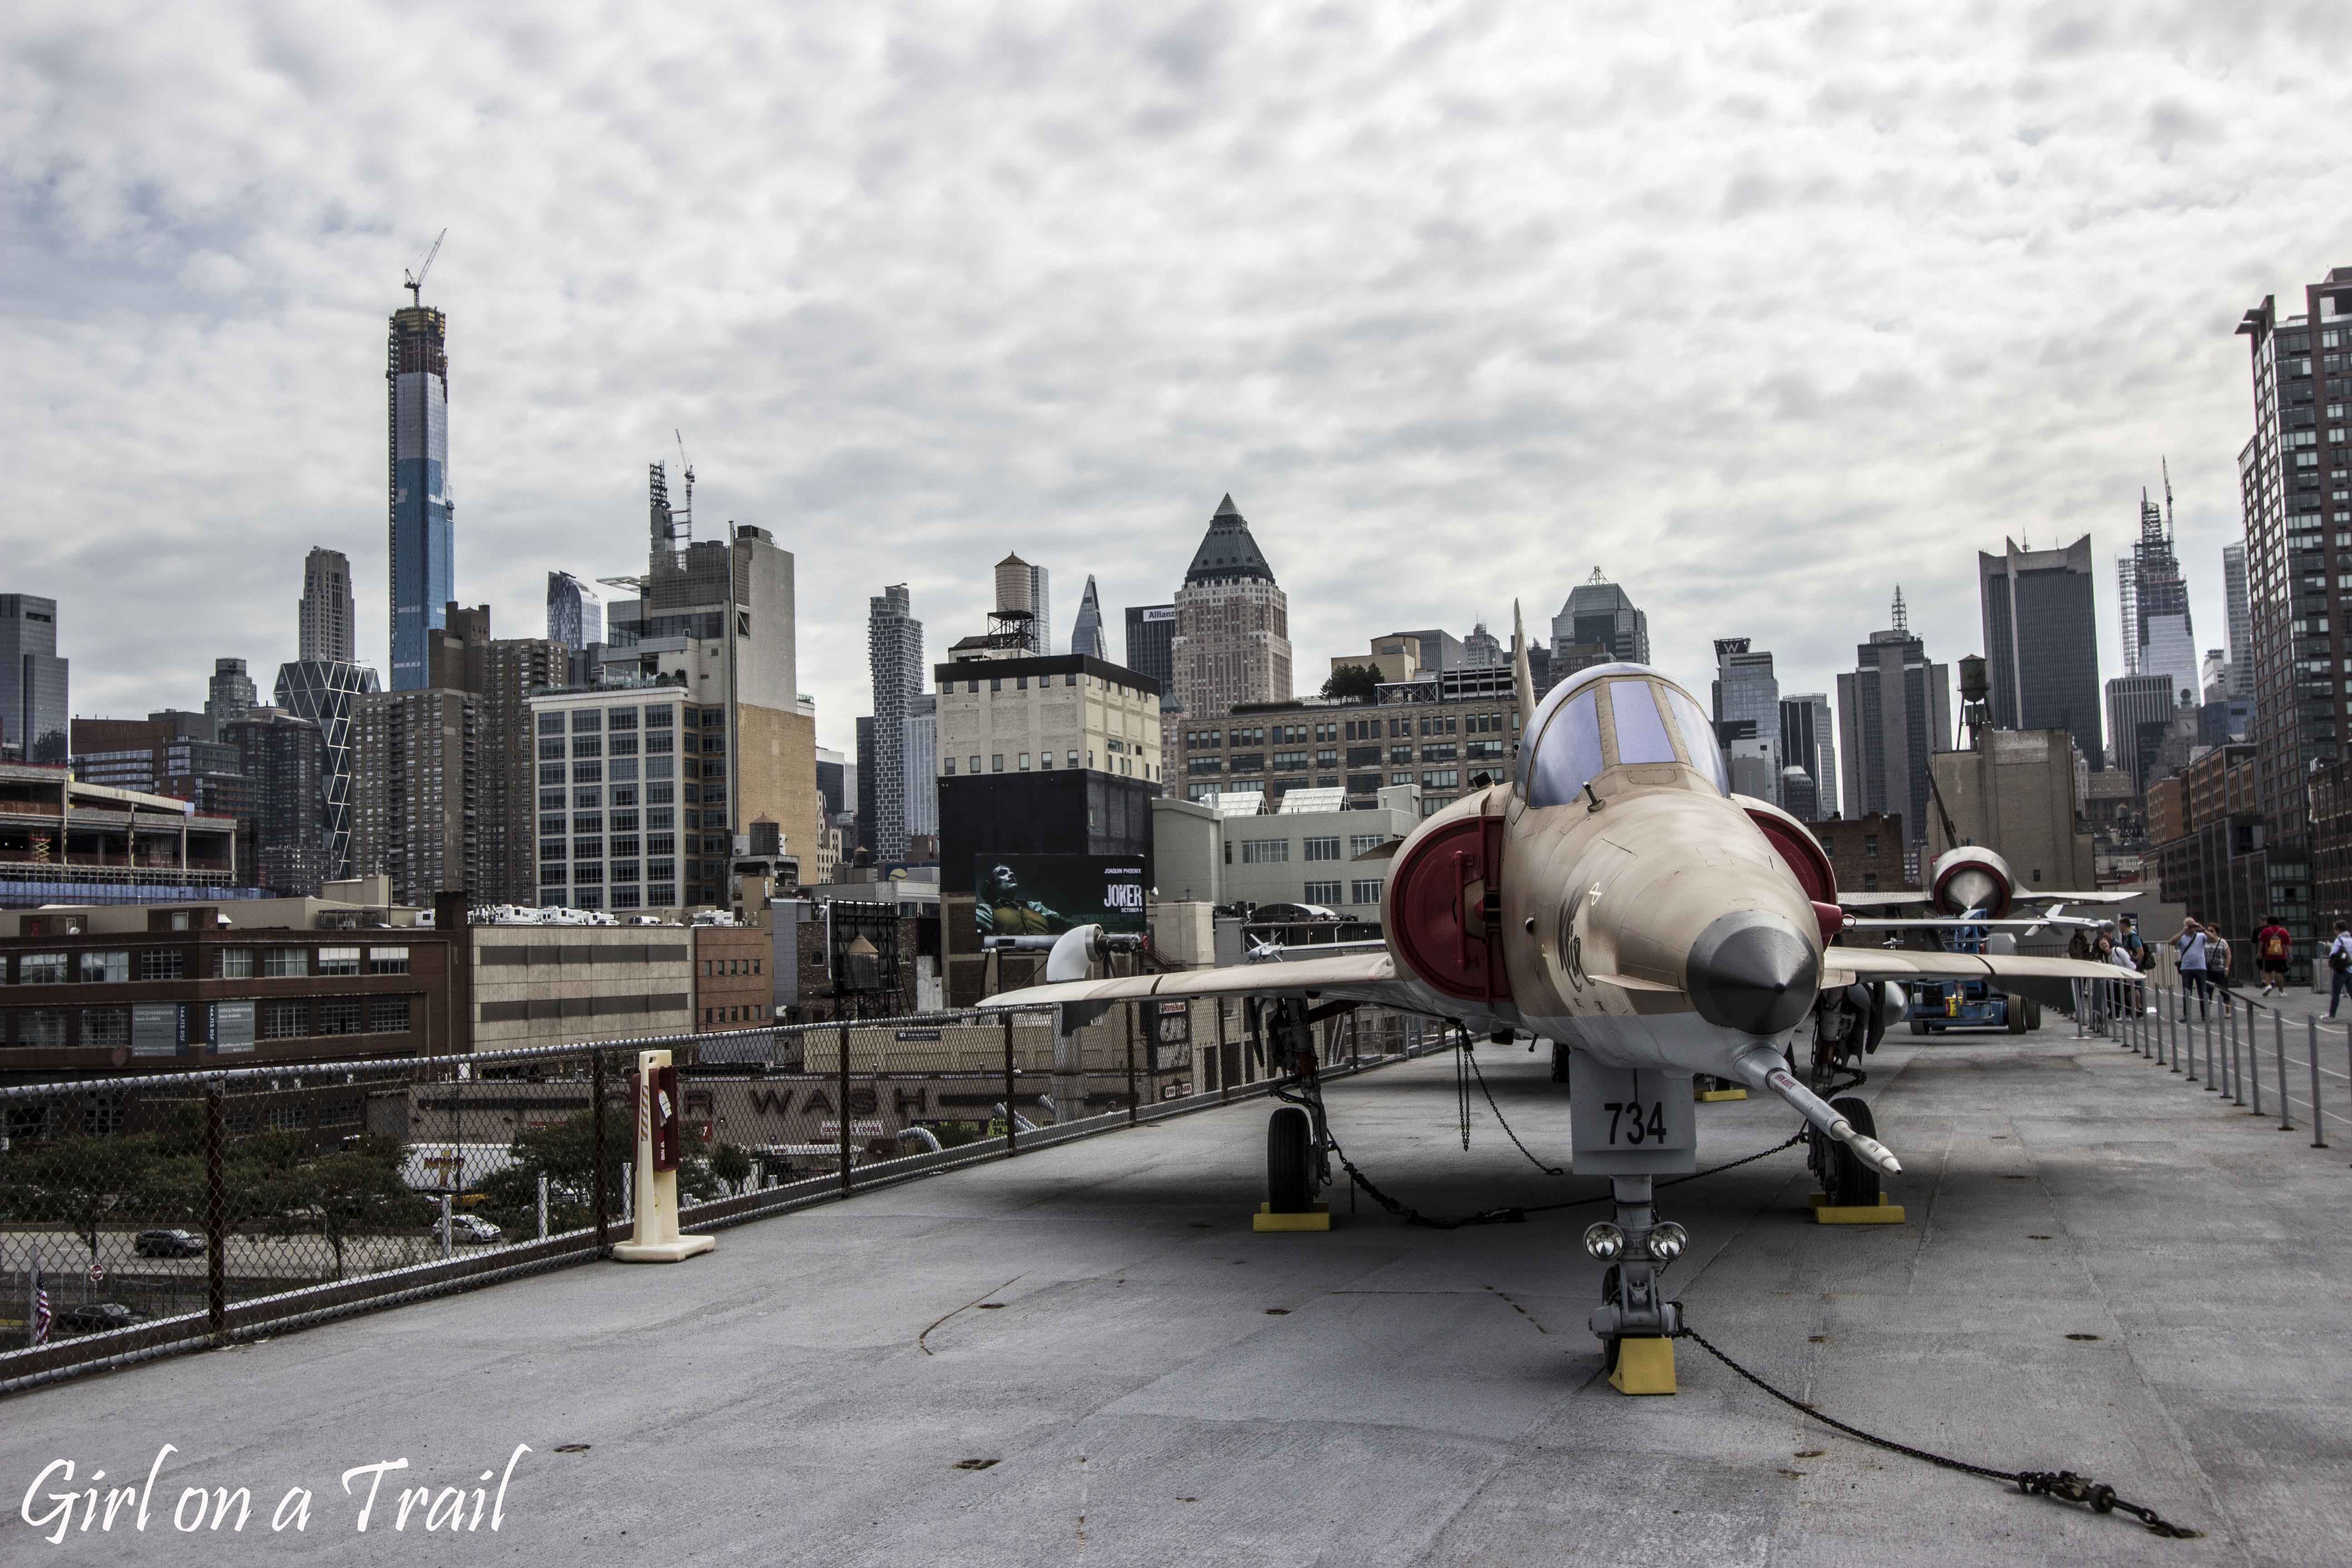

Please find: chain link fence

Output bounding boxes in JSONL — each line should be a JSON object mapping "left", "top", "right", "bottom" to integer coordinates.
{"left": 0, "top": 997, "right": 1440, "bottom": 1394}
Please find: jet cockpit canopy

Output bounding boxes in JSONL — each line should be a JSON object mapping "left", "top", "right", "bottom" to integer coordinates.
{"left": 1519, "top": 662, "right": 1727, "bottom": 807}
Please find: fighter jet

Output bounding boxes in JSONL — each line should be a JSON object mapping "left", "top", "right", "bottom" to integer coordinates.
{"left": 980, "top": 610, "right": 2128, "bottom": 1383}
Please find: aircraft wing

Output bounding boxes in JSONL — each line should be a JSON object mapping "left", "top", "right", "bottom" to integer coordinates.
{"left": 977, "top": 951, "right": 1404, "bottom": 1011}
{"left": 1837, "top": 889, "right": 2139, "bottom": 911}
{"left": 1824, "top": 946, "right": 2136, "bottom": 1011}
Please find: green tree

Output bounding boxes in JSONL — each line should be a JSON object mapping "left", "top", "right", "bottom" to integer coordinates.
{"left": 260, "top": 1137, "right": 431, "bottom": 1280}
{"left": 1320, "top": 663, "right": 1381, "bottom": 702}
{"left": 0, "top": 1136, "right": 158, "bottom": 1271}
{"left": 709, "top": 1142, "right": 753, "bottom": 1196}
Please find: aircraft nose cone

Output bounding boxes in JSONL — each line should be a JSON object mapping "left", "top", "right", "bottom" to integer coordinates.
{"left": 1686, "top": 911, "right": 1820, "bottom": 1036}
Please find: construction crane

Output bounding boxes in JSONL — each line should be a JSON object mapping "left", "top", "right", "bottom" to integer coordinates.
{"left": 404, "top": 228, "right": 447, "bottom": 308}
{"left": 674, "top": 430, "right": 695, "bottom": 528}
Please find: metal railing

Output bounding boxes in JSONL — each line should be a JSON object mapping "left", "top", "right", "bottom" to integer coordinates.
{"left": 2100, "top": 968, "right": 2351, "bottom": 1150}
{"left": 0, "top": 998, "right": 1440, "bottom": 1396}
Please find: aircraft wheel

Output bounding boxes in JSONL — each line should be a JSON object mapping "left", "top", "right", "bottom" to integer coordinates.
{"left": 1910, "top": 1018, "right": 1930, "bottom": 1036}
{"left": 1550, "top": 1041, "right": 1571, "bottom": 1084}
{"left": 1267, "top": 1106, "right": 1314, "bottom": 1214}
{"left": 1824, "top": 1096, "right": 1881, "bottom": 1209}
{"left": 2026, "top": 1000, "right": 2042, "bottom": 1029}
{"left": 2007, "top": 1000, "right": 2029, "bottom": 1034}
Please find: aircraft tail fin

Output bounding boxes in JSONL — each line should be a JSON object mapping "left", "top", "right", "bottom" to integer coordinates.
{"left": 1512, "top": 600, "right": 1537, "bottom": 730}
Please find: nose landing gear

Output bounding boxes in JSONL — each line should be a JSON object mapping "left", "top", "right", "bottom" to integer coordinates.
{"left": 1589, "top": 1175, "right": 1682, "bottom": 1394}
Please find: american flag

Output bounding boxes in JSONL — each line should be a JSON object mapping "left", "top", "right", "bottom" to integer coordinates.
{"left": 31, "top": 1286, "right": 52, "bottom": 1347}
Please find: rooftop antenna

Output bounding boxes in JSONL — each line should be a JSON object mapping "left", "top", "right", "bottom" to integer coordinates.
{"left": 403, "top": 228, "right": 446, "bottom": 308}
{"left": 1891, "top": 585, "right": 1908, "bottom": 633}
{"left": 2162, "top": 456, "right": 2175, "bottom": 539}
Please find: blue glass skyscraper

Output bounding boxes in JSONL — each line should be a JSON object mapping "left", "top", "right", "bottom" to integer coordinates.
{"left": 387, "top": 304, "right": 453, "bottom": 690}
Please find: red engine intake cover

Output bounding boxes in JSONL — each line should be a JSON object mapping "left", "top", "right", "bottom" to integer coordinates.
{"left": 1743, "top": 807, "right": 1844, "bottom": 944}
{"left": 1387, "top": 814, "right": 1511, "bottom": 1003}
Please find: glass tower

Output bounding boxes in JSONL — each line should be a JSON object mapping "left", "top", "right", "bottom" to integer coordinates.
{"left": 388, "top": 305, "right": 453, "bottom": 691}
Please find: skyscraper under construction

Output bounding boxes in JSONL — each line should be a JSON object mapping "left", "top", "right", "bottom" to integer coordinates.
{"left": 387, "top": 296, "right": 453, "bottom": 691}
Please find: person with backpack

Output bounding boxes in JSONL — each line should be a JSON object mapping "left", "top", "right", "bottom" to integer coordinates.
{"left": 2176, "top": 917, "right": 2211, "bottom": 1021}
{"left": 2208, "top": 930, "right": 2234, "bottom": 1004}
{"left": 2328, "top": 921, "right": 2352, "bottom": 1020}
{"left": 2256, "top": 915, "right": 2293, "bottom": 995}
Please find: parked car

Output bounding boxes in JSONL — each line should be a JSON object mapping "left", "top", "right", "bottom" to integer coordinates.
{"left": 133, "top": 1228, "right": 206, "bottom": 1258}
{"left": 434, "top": 1214, "right": 503, "bottom": 1246}
{"left": 57, "top": 1302, "right": 148, "bottom": 1333}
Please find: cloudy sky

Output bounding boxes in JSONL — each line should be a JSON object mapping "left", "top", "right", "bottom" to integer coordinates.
{"left": 7, "top": 1, "right": 2347, "bottom": 755}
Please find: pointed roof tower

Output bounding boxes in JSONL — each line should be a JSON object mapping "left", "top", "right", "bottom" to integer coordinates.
{"left": 1070, "top": 574, "right": 1107, "bottom": 659}
{"left": 1184, "top": 494, "right": 1276, "bottom": 584}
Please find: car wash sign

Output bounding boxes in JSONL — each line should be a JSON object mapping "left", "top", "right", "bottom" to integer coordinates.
{"left": 975, "top": 855, "right": 1148, "bottom": 938}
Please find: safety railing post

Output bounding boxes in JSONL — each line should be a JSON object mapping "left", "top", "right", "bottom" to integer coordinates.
{"left": 2313, "top": 1018, "right": 2330, "bottom": 1149}
{"left": 2204, "top": 1010, "right": 2216, "bottom": 1090}
{"left": 2246, "top": 1000, "right": 2261, "bottom": 1116}
{"left": 592, "top": 1049, "right": 611, "bottom": 1257}
{"left": 1217, "top": 1002, "right": 1231, "bottom": 1104}
{"left": 2167, "top": 986, "right": 2180, "bottom": 1071}
{"left": 838, "top": 1021, "right": 854, "bottom": 1196}
{"left": 1125, "top": 1001, "right": 1140, "bottom": 1126}
{"left": 2276, "top": 1013, "right": 2291, "bottom": 1131}
{"left": 1002, "top": 1011, "right": 1018, "bottom": 1156}
{"left": 204, "top": 1084, "right": 227, "bottom": 1346}
{"left": 2233, "top": 1003, "right": 2249, "bottom": 1107}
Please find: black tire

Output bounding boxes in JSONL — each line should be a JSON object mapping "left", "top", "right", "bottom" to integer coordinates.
{"left": 1267, "top": 1106, "right": 1314, "bottom": 1214}
{"left": 1824, "top": 1096, "right": 1881, "bottom": 1208}
{"left": 2007, "top": 998, "right": 2029, "bottom": 1034}
{"left": 1550, "top": 1041, "right": 1571, "bottom": 1084}
{"left": 2025, "top": 1000, "right": 2042, "bottom": 1029}
{"left": 1910, "top": 1018, "right": 1930, "bottom": 1036}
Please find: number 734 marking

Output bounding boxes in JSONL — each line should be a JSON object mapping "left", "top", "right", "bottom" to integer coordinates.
{"left": 1604, "top": 1100, "right": 1668, "bottom": 1145}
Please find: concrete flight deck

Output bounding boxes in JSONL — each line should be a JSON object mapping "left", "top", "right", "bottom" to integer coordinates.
{"left": 8, "top": 1029, "right": 2351, "bottom": 1565}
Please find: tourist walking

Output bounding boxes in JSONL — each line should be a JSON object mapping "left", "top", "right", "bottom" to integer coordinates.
{"left": 2328, "top": 921, "right": 2352, "bottom": 1020}
{"left": 2256, "top": 914, "right": 2293, "bottom": 996}
{"left": 2176, "top": 918, "right": 2211, "bottom": 1021}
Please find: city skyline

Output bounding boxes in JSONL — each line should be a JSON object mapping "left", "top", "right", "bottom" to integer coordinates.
{"left": 5, "top": 5, "right": 2326, "bottom": 755}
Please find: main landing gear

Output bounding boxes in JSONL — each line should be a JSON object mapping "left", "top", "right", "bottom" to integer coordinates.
{"left": 1255, "top": 1000, "right": 1335, "bottom": 1229}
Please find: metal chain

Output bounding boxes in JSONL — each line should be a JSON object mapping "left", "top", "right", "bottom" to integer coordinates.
{"left": 1319, "top": 1100, "right": 1805, "bottom": 1230}
{"left": 1461, "top": 1039, "right": 1566, "bottom": 1176}
{"left": 1677, "top": 1326, "right": 2202, "bottom": 1539}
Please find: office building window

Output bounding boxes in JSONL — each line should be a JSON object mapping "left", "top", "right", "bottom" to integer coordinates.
{"left": 1067, "top": 750, "right": 1079, "bottom": 769}
{"left": 991, "top": 755, "right": 1004, "bottom": 772}
{"left": 646, "top": 705, "right": 674, "bottom": 728}
{"left": 316, "top": 947, "right": 361, "bottom": 977}
{"left": 216, "top": 948, "right": 254, "bottom": 979}
{"left": 573, "top": 737, "right": 604, "bottom": 760}
{"left": 81, "top": 1007, "right": 131, "bottom": 1049}
{"left": 79, "top": 951, "right": 130, "bottom": 984}
{"left": 1303, "top": 837, "right": 1341, "bottom": 862}
{"left": 14, "top": 953, "right": 67, "bottom": 985}
{"left": 574, "top": 761, "right": 603, "bottom": 783}
{"left": 261, "top": 948, "right": 305, "bottom": 978}
{"left": 1350, "top": 879, "right": 1384, "bottom": 905}
{"left": 608, "top": 707, "right": 638, "bottom": 731}
{"left": 539, "top": 712, "right": 565, "bottom": 735}
{"left": 943, "top": 756, "right": 956, "bottom": 775}
{"left": 572, "top": 710, "right": 602, "bottom": 733}
{"left": 318, "top": 998, "right": 363, "bottom": 1035}
{"left": 1019, "top": 753, "right": 1031, "bottom": 770}
{"left": 1303, "top": 881, "right": 1342, "bottom": 904}
{"left": 367, "top": 947, "right": 410, "bottom": 975}
{"left": 260, "top": 1000, "right": 309, "bottom": 1040}
{"left": 1240, "top": 839, "right": 1289, "bottom": 864}
{"left": 1348, "top": 835, "right": 1391, "bottom": 857}
{"left": 1039, "top": 751, "right": 1053, "bottom": 769}
{"left": 368, "top": 997, "right": 412, "bottom": 1034}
